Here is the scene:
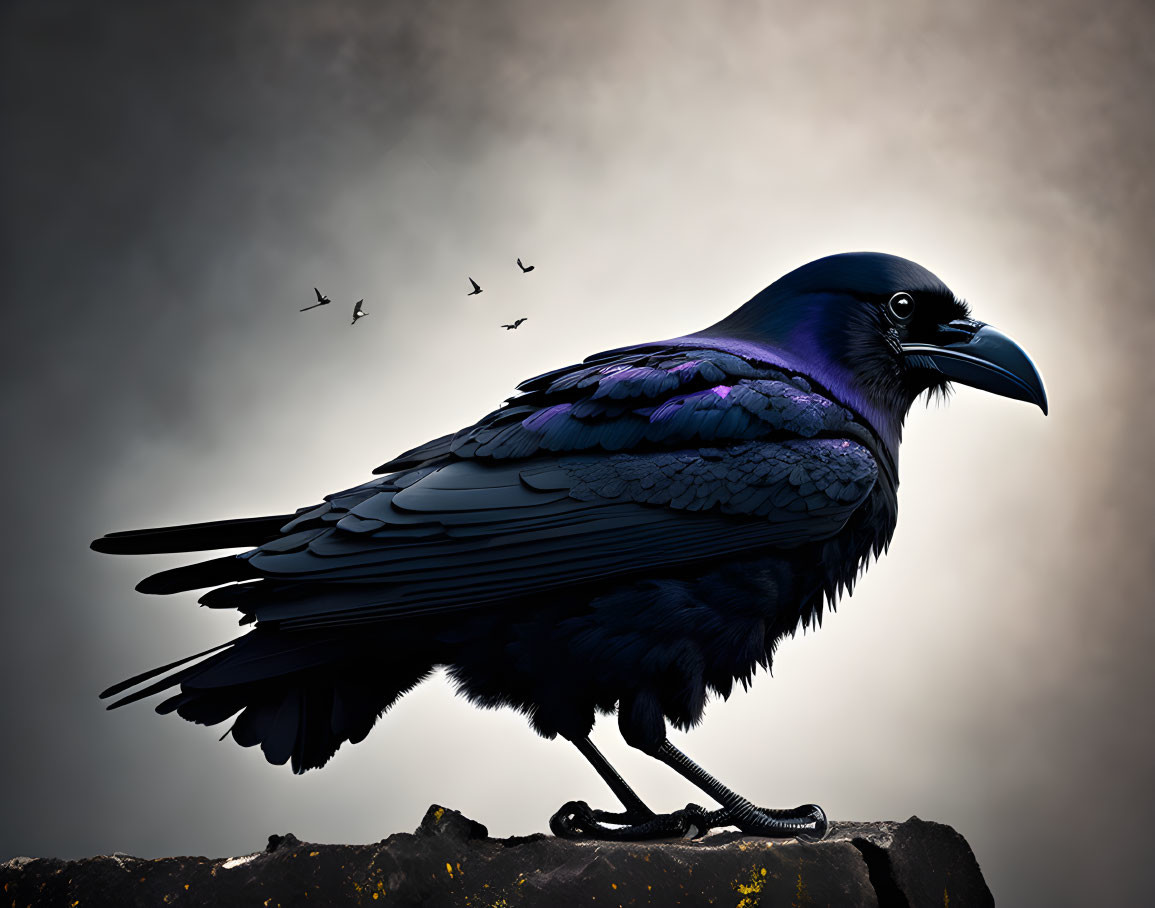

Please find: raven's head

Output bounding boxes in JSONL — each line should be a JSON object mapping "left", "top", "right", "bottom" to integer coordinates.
{"left": 692, "top": 252, "right": 1047, "bottom": 461}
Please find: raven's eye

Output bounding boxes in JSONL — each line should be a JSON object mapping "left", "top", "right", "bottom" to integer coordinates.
{"left": 886, "top": 292, "right": 915, "bottom": 323}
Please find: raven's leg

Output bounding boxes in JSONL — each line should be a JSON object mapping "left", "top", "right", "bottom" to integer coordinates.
{"left": 573, "top": 736, "right": 656, "bottom": 822}
{"left": 654, "top": 738, "right": 828, "bottom": 842}
{"left": 550, "top": 736, "right": 712, "bottom": 840}
{"left": 615, "top": 690, "right": 826, "bottom": 840}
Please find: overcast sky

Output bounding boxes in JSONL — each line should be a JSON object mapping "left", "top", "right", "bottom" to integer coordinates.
{"left": 2, "top": 2, "right": 1153, "bottom": 904}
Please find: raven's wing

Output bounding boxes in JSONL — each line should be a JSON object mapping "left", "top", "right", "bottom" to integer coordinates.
{"left": 127, "top": 347, "right": 884, "bottom": 626}
{"left": 376, "top": 433, "right": 456, "bottom": 471}
{"left": 452, "top": 351, "right": 872, "bottom": 462}
{"left": 370, "top": 345, "right": 875, "bottom": 467}
{"left": 470, "top": 278, "right": 481, "bottom": 292}
{"left": 107, "top": 343, "right": 892, "bottom": 628}
{"left": 179, "top": 437, "right": 878, "bottom": 630}
{"left": 315, "top": 288, "right": 323, "bottom": 302}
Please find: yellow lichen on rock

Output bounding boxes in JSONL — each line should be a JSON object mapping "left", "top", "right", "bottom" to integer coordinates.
{"left": 734, "top": 866, "right": 767, "bottom": 908}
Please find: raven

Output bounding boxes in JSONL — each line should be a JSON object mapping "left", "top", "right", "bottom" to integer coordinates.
{"left": 502, "top": 318, "right": 528, "bottom": 330}
{"left": 350, "top": 299, "right": 367, "bottom": 326}
{"left": 94, "top": 253, "right": 1046, "bottom": 842}
{"left": 517, "top": 258, "right": 535, "bottom": 273}
{"left": 467, "top": 277, "right": 483, "bottom": 295}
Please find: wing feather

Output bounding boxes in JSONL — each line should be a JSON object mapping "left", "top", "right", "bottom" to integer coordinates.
{"left": 119, "top": 345, "right": 887, "bottom": 633}
{"left": 216, "top": 439, "right": 878, "bottom": 629}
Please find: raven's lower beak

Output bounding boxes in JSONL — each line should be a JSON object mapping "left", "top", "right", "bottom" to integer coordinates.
{"left": 902, "top": 320, "right": 1048, "bottom": 414}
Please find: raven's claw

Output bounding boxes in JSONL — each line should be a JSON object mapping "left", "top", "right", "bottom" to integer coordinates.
{"left": 727, "top": 803, "right": 828, "bottom": 842}
{"left": 550, "top": 800, "right": 710, "bottom": 840}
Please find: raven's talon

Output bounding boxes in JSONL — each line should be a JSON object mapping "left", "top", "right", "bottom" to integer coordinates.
{"left": 739, "top": 802, "right": 828, "bottom": 841}
{"left": 787, "top": 803, "right": 828, "bottom": 842}
{"left": 550, "top": 800, "right": 661, "bottom": 840}
{"left": 549, "top": 800, "right": 597, "bottom": 838}
{"left": 760, "top": 803, "right": 828, "bottom": 842}
{"left": 672, "top": 803, "right": 710, "bottom": 839}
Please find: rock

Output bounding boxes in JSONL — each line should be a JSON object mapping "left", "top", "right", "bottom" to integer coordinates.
{"left": 0, "top": 807, "right": 993, "bottom": 907}
{"left": 416, "top": 804, "right": 490, "bottom": 841}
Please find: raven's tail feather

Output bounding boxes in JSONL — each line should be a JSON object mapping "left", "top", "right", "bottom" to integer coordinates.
{"left": 100, "top": 638, "right": 240, "bottom": 701}
{"left": 134, "top": 554, "right": 260, "bottom": 595}
{"left": 91, "top": 513, "right": 301, "bottom": 555}
{"left": 92, "top": 511, "right": 313, "bottom": 594}
{"left": 102, "top": 628, "right": 433, "bottom": 773}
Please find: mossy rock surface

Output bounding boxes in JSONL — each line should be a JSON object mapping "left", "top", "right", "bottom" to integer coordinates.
{"left": 0, "top": 806, "right": 993, "bottom": 907}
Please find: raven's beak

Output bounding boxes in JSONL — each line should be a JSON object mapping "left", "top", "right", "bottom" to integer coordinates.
{"left": 902, "top": 320, "right": 1048, "bottom": 415}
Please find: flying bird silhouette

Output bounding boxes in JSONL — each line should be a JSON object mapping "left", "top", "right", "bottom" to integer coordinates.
{"left": 502, "top": 318, "right": 528, "bottom": 330}
{"left": 350, "top": 299, "right": 367, "bottom": 326}
{"left": 467, "top": 278, "right": 482, "bottom": 296}
{"left": 300, "top": 288, "right": 331, "bottom": 312}
{"left": 94, "top": 253, "right": 1046, "bottom": 843}
{"left": 517, "top": 258, "right": 535, "bottom": 273}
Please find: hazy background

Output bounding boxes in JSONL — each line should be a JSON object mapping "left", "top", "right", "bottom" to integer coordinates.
{"left": 3, "top": 1, "right": 1153, "bottom": 904}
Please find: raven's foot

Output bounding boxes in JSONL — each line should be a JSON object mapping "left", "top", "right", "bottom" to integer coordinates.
{"left": 550, "top": 800, "right": 712, "bottom": 840}
{"left": 710, "top": 802, "right": 828, "bottom": 842}
{"left": 549, "top": 800, "right": 827, "bottom": 841}
{"left": 651, "top": 738, "right": 828, "bottom": 841}
{"left": 559, "top": 735, "right": 829, "bottom": 841}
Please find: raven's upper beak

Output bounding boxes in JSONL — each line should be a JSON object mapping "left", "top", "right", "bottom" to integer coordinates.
{"left": 902, "top": 320, "right": 1048, "bottom": 415}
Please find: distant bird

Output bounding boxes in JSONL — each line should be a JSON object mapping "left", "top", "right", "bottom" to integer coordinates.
{"left": 467, "top": 278, "right": 483, "bottom": 296}
{"left": 300, "top": 288, "right": 331, "bottom": 312}
{"left": 350, "top": 299, "right": 367, "bottom": 326}
{"left": 517, "top": 258, "right": 535, "bottom": 273}
{"left": 501, "top": 318, "right": 527, "bottom": 330}
{"left": 94, "top": 253, "right": 1046, "bottom": 844}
